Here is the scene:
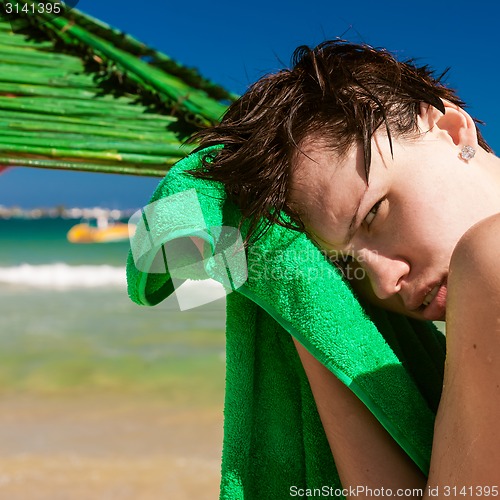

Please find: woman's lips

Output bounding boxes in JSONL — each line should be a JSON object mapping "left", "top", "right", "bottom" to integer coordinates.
{"left": 421, "top": 278, "right": 448, "bottom": 321}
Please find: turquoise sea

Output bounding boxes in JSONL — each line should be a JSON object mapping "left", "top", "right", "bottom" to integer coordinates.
{"left": 0, "top": 217, "right": 226, "bottom": 404}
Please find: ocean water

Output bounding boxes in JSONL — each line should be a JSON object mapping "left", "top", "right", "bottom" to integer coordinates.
{"left": 0, "top": 218, "right": 226, "bottom": 403}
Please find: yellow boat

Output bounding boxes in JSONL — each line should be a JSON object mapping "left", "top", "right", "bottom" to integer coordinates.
{"left": 67, "top": 217, "right": 135, "bottom": 243}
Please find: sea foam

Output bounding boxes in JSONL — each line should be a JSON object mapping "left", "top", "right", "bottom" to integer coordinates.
{"left": 0, "top": 263, "right": 228, "bottom": 304}
{"left": 0, "top": 263, "right": 127, "bottom": 289}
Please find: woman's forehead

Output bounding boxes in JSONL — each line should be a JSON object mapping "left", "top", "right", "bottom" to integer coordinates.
{"left": 289, "top": 140, "right": 371, "bottom": 247}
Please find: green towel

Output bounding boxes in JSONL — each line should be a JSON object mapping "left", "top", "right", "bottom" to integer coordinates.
{"left": 127, "top": 148, "right": 446, "bottom": 499}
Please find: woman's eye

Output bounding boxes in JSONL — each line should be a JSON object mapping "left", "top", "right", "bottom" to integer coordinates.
{"left": 364, "top": 198, "right": 385, "bottom": 226}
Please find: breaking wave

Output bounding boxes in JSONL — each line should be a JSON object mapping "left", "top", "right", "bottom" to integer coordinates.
{"left": 0, "top": 263, "right": 126, "bottom": 289}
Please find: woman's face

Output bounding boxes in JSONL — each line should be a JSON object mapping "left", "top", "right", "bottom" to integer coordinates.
{"left": 290, "top": 120, "right": 499, "bottom": 321}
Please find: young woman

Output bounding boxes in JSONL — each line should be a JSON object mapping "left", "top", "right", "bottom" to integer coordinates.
{"left": 192, "top": 41, "right": 500, "bottom": 494}
{"left": 288, "top": 103, "right": 500, "bottom": 492}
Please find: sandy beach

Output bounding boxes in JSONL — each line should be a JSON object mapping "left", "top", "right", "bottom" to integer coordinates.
{"left": 0, "top": 393, "right": 223, "bottom": 499}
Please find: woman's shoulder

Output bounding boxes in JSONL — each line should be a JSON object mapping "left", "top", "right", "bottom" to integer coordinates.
{"left": 446, "top": 214, "right": 500, "bottom": 344}
{"left": 459, "top": 212, "right": 500, "bottom": 243}
{"left": 451, "top": 213, "right": 500, "bottom": 268}
{"left": 449, "top": 213, "right": 500, "bottom": 299}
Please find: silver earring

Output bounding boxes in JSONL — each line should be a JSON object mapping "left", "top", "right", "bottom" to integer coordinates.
{"left": 459, "top": 145, "right": 476, "bottom": 161}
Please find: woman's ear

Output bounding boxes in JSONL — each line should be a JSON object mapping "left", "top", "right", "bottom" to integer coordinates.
{"left": 418, "top": 100, "right": 478, "bottom": 148}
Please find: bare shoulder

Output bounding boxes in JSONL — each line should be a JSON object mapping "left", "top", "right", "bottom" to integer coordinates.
{"left": 428, "top": 215, "right": 500, "bottom": 485}
{"left": 450, "top": 213, "right": 500, "bottom": 290}
{"left": 428, "top": 214, "right": 500, "bottom": 485}
{"left": 445, "top": 213, "right": 500, "bottom": 346}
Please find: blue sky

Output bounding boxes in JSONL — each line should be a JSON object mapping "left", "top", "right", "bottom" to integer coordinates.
{"left": 0, "top": 0, "right": 499, "bottom": 209}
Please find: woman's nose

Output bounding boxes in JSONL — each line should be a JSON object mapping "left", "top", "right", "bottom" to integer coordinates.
{"left": 357, "top": 248, "right": 410, "bottom": 300}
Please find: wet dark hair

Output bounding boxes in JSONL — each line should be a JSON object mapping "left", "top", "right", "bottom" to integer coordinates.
{"left": 188, "top": 40, "right": 491, "bottom": 244}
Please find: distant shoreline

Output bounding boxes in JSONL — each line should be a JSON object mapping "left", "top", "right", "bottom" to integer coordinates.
{"left": 0, "top": 206, "right": 139, "bottom": 220}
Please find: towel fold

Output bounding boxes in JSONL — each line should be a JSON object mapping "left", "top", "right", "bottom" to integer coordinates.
{"left": 127, "top": 148, "right": 445, "bottom": 499}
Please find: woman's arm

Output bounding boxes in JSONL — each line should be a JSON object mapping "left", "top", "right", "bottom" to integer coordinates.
{"left": 426, "top": 214, "right": 500, "bottom": 487}
{"left": 292, "top": 338, "right": 426, "bottom": 494}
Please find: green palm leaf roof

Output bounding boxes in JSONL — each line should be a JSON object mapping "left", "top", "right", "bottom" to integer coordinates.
{"left": 0, "top": 1, "right": 235, "bottom": 176}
